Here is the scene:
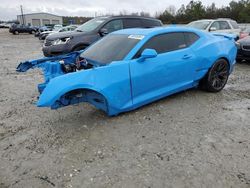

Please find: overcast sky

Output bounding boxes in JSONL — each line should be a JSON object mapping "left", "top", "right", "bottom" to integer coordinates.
{"left": 0, "top": 0, "right": 235, "bottom": 21}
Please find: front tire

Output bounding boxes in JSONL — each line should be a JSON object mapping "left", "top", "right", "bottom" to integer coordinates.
{"left": 14, "top": 30, "right": 19, "bottom": 35}
{"left": 200, "top": 59, "right": 229, "bottom": 92}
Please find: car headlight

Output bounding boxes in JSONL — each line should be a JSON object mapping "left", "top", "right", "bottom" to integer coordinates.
{"left": 52, "top": 37, "right": 71, "bottom": 45}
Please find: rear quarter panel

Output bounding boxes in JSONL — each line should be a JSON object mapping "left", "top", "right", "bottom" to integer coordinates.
{"left": 190, "top": 33, "right": 237, "bottom": 81}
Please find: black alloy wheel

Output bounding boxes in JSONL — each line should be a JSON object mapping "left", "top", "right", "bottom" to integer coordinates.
{"left": 200, "top": 59, "right": 229, "bottom": 92}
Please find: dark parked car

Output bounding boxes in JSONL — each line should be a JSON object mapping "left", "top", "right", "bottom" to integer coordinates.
{"left": 9, "top": 24, "right": 37, "bottom": 35}
{"left": 34, "top": 26, "right": 53, "bottom": 37}
{"left": 0, "top": 23, "right": 12, "bottom": 28}
{"left": 43, "top": 16, "right": 163, "bottom": 57}
{"left": 236, "top": 36, "right": 250, "bottom": 62}
{"left": 39, "top": 25, "right": 77, "bottom": 40}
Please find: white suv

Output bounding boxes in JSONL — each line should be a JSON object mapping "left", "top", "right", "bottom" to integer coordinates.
{"left": 187, "top": 19, "right": 241, "bottom": 38}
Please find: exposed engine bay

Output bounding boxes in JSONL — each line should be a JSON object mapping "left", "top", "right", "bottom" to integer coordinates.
{"left": 16, "top": 51, "right": 99, "bottom": 94}
{"left": 16, "top": 51, "right": 109, "bottom": 111}
{"left": 60, "top": 56, "right": 94, "bottom": 73}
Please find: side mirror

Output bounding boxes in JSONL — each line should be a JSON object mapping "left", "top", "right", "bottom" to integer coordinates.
{"left": 138, "top": 49, "right": 158, "bottom": 62}
{"left": 99, "top": 28, "right": 108, "bottom": 36}
{"left": 209, "top": 27, "right": 217, "bottom": 32}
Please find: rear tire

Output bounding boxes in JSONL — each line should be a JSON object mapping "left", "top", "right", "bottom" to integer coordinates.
{"left": 14, "top": 30, "right": 19, "bottom": 35}
{"left": 200, "top": 59, "right": 229, "bottom": 92}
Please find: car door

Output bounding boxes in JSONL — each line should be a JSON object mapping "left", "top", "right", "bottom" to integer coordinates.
{"left": 129, "top": 32, "right": 199, "bottom": 107}
{"left": 18, "top": 25, "right": 24, "bottom": 33}
{"left": 22, "top": 25, "right": 28, "bottom": 33}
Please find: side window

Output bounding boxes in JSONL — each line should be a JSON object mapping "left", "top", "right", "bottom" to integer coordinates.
{"left": 141, "top": 19, "right": 162, "bottom": 28}
{"left": 123, "top": 19, "right": 142, "bottom": 28}
{"left": 211, "top": 21, "right": 231, "bottom": 30}
{"left": 218, "top": 21, "right": 231, "bottom": 30}
{"left": 102, "top": 19, "right": 123, "bottom": 33}
{"left": 134, "top": 32, "right": 186, "bottom": 58}
{"left": 210, "top": 21, "right": 220, "bottom": 30}
{"left": 230, "top": 21, "right": 239, "bottom": 29}
{"left": 184, "top": 32, "right": 200, "bottom": 46}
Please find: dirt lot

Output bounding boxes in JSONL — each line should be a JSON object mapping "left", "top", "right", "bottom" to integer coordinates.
{"left": 0, "top": 28, "right": 250, "bottom": 188}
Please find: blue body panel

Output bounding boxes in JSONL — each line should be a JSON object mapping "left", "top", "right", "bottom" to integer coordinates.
{"left": 16, "top": 27, "right": 237, "bottom": 116}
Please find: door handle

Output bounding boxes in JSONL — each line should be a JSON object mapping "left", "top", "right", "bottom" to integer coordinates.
{"left": 182, "top": 54, "right": 192, "bottom": 59}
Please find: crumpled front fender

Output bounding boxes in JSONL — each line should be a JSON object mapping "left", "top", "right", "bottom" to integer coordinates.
{"left": 37, "top": 69, "right": 97, "bottom": 107}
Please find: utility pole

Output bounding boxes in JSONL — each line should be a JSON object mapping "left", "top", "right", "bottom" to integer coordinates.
{"left": 20, "top": 5, "right": 25, "bottom": 25}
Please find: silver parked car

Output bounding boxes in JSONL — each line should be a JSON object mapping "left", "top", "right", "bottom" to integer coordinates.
{"left": 187, "top": 18, "right": 241, "bottom": 39}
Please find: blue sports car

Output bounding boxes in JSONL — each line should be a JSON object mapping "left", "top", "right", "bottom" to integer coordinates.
{"left": 17, "top": 27, "right": 237, "bottom": 116}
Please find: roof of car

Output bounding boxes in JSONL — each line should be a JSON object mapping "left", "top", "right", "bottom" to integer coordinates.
{"left": 191, "top": 18, "right": 237, "bottom": 22}
{"left": 113, "top": 26, "right": 202, "bottom": 36}
{"left": 96, "top": 15, "right": 160, "bottom": 21}
{"left": 216, "top": 18, "right": 235, "bottom": 20}
{"left": 191, "top": 19, "right": 214, "bottom": 22}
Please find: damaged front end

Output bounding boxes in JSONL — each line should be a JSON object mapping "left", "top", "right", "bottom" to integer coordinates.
{"left": 16, "top": 51, "right": 93, "bottom": 93}
{"left": 16, "top": 51, "right": 107, "bottom": 111}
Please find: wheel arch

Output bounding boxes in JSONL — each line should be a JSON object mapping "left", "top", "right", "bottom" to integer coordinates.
{"left": 52, "top": 87, "right": 110, "bottom": 114}
{"left": 215, "top": 56, "right": 232, "bottom": 72}
{"left": 199, "top": 57, "right": 230, "bottom": 92}
{"left": 204, "top": 57, "right": 230, "bottom": 78}
{"left": 217, "top": 56, "right": 230, "bottom": 66}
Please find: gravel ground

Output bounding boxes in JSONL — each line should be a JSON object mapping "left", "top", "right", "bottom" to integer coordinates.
{"left": 0, "top": 29, "right": 250, "bottom": 188}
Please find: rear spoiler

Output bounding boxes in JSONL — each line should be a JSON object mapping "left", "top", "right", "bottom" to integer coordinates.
{"left": 212, "top": 33, "right": 237, "bottom": 40}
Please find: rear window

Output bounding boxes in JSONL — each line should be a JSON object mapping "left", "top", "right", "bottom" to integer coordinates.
{"left": 187, "top": 21, "right": 211, "bottom": 30}
{"left": 123, "top": 19, "right": 142, "bottom": 28}
{"left": 141, "top": 19, "right": 162, "bottom": 28}
{"left": 184, "top": 32, "right": 200, "bottom": 46}
{"left": 230, "top": 20, "right": 239, "bottom": 29}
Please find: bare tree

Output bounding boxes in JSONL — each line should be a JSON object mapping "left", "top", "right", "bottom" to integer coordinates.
{"left": 166, "top": 5, "right": 176, "bottom": 16}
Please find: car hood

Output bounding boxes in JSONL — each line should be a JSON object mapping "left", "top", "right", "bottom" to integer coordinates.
{"left": 238, "top": 36, "right": 250, "bottom": 44}
{"left": 42, "top": 31, "right": 54, "bottom": 34}
{"left": 46, "top": 31, "right": 90, "bottom": 40}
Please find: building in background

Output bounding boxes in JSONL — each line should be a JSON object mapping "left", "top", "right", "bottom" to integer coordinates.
{"left": 17, "top": 12, "right": 62, "bottom": 26}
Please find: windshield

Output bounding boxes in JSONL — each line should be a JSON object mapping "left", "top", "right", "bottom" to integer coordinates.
{"left": 59, "top": 27, "right": 67, "bottom": 32}
{"left": 53, "top": 25, "right": 62, "bottom": 31}
{"left": 187, "top": 21, "right": 211, "bottom": 30}
{"left": 75, "top": 18, "right": 107, "bottom": 32}
{"left": 53, "top": 27, "right": 61, "bottom": 31}
{"left": 80, "top": 34, "right": 143, "bottom": 64}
